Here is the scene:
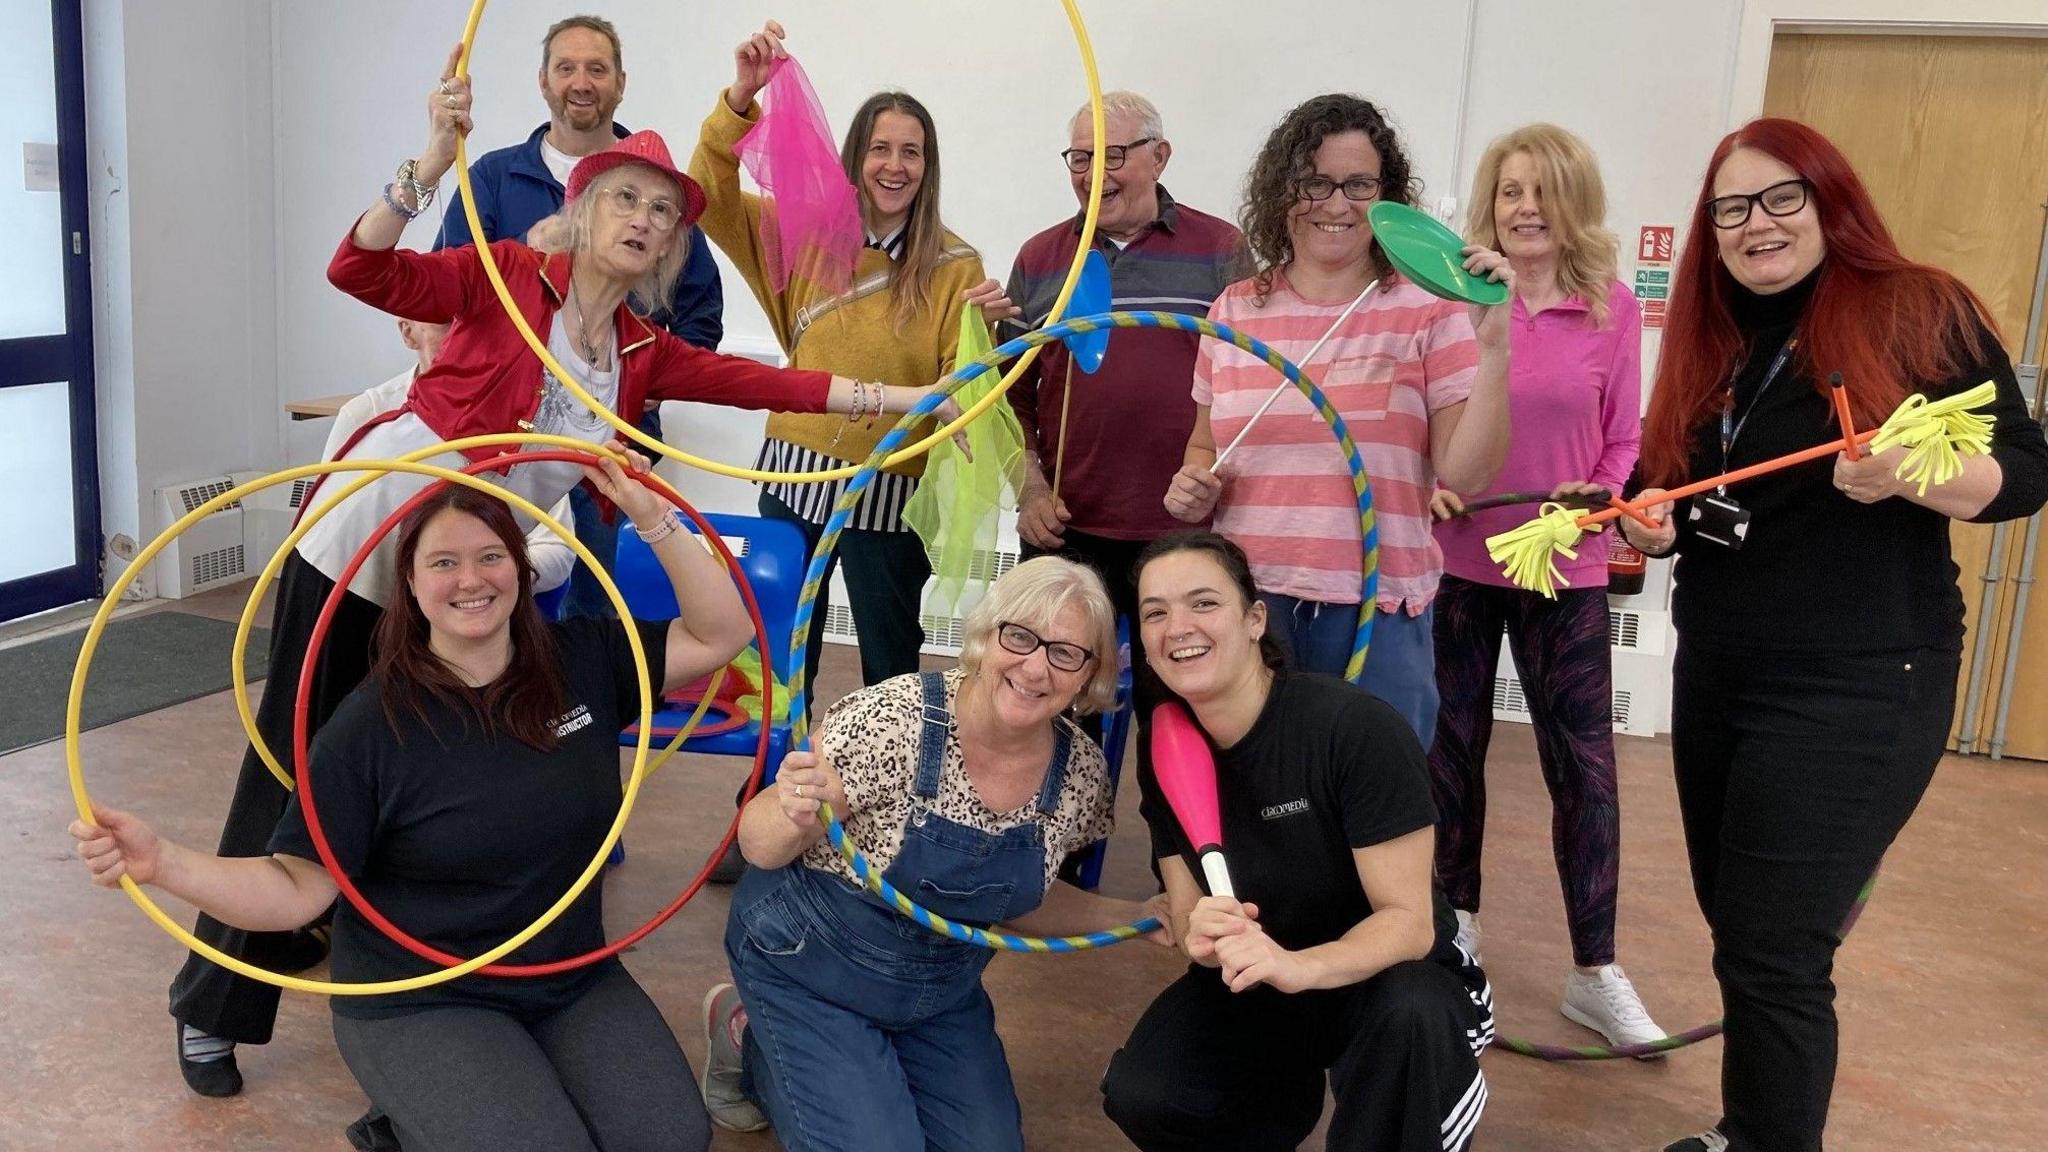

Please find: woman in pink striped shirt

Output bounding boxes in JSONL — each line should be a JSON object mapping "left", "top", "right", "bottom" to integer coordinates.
{"left": 1163, "top": 94, "right": 1512, "bottom": 745}
{"left": 1426, "top": 124, "right": 1665, "bottom": 1052}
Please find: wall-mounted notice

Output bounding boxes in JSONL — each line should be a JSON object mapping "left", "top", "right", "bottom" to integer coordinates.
{"left": 23, "top": 142, "right": 58, "bottom": 192}
{"left": 1635, "top": 225, "right": 1674, "bottom": 330}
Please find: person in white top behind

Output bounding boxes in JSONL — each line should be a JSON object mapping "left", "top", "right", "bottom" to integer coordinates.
{"left": 323, "top": 319, "right": 578, "bottom": 597}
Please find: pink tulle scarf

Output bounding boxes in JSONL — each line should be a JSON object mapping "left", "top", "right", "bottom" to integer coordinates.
{"left": 736, "top": 56, "right": 862, "bottom": 295}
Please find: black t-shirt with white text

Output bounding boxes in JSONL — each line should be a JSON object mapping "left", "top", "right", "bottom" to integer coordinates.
{"left": 270, "top": 616, "right": 667, "bottom": 1020}
{"left": 1140, "top": 671, "right": 1461, "bottom": 967}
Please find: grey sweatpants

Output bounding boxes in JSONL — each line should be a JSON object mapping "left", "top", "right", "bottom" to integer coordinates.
{"left": 331, "top": 965, "right": 709, "bottom": 1152}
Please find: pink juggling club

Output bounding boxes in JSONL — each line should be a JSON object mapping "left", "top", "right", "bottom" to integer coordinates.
{"left": 1150, "top": 702, "right": 1234, "bottom": 899}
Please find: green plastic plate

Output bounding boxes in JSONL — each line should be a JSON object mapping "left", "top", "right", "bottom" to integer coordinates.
{"left": 1367, "top": 200, "right": 1510, "bottom": 306}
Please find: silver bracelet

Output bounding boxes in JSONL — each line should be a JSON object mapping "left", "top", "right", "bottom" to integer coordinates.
{"left": 396, "top": 158, "right": 438, "bottom": 212}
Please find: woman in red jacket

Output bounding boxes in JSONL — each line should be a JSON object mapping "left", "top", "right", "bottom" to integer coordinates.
{"left": 166, "top": 45, "right": 956, "bottom": 1098}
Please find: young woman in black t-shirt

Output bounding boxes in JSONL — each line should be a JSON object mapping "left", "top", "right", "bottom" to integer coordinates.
{"left": 1101, "top": 530, "right": 1493, "bottom": 1152}
{"left": 71, "top": 455, "right": 747, "bottom": 1152}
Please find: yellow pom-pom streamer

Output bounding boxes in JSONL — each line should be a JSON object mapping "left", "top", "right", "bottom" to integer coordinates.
{"left": 1484, "top": 503, "right": 1587, "bottom": 598}
{"left": 1869, "top": 381, "right": 1999, "bottom": 497}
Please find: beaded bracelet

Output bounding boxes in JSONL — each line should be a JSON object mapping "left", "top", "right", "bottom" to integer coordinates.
{"left": 382, "top": 182, "right": 421, "bottom": 221}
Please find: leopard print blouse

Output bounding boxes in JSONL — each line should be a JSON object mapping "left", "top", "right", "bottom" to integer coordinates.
{"left": 799, "top": 668, "right": 1116, "bottom": 891}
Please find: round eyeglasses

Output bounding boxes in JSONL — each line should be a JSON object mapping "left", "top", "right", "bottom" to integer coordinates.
{"left": 597, "top": 184, "right": 681, "bottom": 232}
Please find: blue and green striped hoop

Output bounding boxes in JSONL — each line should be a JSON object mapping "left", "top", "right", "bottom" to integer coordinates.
{"left": 788, "top": 309, "right": 1381, "bottom": 952}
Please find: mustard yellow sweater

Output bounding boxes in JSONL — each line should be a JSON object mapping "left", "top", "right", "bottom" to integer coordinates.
{"left": 691, "top": 94, "right": 988, "bottom": 477}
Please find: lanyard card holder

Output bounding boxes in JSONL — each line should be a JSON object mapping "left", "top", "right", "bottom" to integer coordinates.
{"left": 1691, "top": 492, "right": 1753, "bottom": 550}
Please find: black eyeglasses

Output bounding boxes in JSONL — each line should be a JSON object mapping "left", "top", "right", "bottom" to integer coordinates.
{"left": 1706, "top": 179, "right": 1810, "bottom": 230}
{"left": 1294, "top": 175, "right": 1382, "bottom": 203}
{"left": 995, "top": 621, "right": 1094, "bottom": 673}
{"left": 1059, "top": 138, "right": 1158, "bottom": 175}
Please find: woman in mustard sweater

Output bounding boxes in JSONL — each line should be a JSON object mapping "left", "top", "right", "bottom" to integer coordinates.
{"left": 694, "top": 20, "right": 1012, "bottom": 711}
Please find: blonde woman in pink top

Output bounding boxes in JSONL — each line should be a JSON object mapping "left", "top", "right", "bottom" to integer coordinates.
{"left": 1426, "top": 124, "right": 1665, "bottom": 1051}
{"left": 1164, "top": 94, "right": 1513, "bottom": 745}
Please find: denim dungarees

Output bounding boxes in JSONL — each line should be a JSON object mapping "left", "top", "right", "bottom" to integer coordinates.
{"left": 724, "top": 672, "right": 1075, "bottom": 1152}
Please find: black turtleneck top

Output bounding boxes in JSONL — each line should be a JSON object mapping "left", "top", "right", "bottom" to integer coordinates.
{"left": 1660, "top": 270, "right": 2048, "bottom": 655}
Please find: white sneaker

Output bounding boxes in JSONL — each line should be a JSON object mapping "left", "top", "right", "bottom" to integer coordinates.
{"left": 1562, "top": 964, "right": 1667, "bottom": 1055}
{"left": 1453, "top": 909, "right": 1482, "bottom": 965}
{"left": 700, "top": 983, "right": 769, "bottom": 1132}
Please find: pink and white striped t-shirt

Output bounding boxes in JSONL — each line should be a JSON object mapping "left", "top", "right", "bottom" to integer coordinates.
{"left": 1195, "top": 270, "right": 1478, "bottom": 611}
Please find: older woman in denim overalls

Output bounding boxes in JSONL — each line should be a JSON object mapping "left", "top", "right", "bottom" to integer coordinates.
{"left": 698, "top": 558, "right": 1168, "bottom": 1149}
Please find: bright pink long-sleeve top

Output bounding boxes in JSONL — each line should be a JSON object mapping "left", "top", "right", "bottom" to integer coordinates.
{"left": 1435, "top": 280, "right": 1642, "bottom": 590}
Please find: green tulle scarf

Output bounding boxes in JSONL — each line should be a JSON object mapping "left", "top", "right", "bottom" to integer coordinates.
{"left": 904, "top": 306, "right": 1027, "bottom": 615}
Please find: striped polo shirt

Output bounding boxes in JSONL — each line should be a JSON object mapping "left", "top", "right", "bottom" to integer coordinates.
{"left": 1195, "top": 270, "right": 1478, "bottom": 610}
{"left": 1001, "top": 187, "right": 1250, "bottom": 539}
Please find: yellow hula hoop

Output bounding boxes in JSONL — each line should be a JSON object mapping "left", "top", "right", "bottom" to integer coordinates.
{"left": 69, "top": 457, "right": 656, "bottom": 995}
{"left": 230, "top": 432, "right": 714, "bottom": 791}
{"left": 444, "top": 0, "right": 1108, "bottom": 483}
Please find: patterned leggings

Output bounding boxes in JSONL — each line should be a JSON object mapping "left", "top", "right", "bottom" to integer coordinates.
{"left": 1427, "top": 575, "right": 1620, "bottom": 968}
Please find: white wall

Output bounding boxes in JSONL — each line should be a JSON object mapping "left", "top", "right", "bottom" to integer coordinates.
{"left": 85, "top": 0, "right": 278, "bottom": 567}
{"left": 83, "top": 0, "right": 135, "bottom": 562}
{"left": 85, "top": 0, "right": 2048, "bottom": 538}
{"left": 265, "top": 0, "right": 1479, "bottom": 517}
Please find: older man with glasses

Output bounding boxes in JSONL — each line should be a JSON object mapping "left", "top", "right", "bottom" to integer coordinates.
{"left": 999, "top": 91, "right": 1248, "bottom": 885}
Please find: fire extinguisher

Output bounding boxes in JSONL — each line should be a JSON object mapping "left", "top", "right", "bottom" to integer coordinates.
{"left": 1607, "top": 531, "right": 1646, "bottom": 597}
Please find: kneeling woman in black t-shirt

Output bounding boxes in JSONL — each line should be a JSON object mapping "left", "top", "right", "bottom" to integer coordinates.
{"left": 71, "top": 453, "right": 745, "bottom": 1152}
{"left": 1103, "top": 530, "right": 1493, "bottom": 1152}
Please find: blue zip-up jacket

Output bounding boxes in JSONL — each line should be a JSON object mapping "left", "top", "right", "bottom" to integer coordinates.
{"left": 434, "top": 122, "right": 724, "bottom": 350}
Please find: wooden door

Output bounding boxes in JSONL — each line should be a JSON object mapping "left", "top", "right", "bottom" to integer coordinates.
{"left": 1765, "top": 31, "right": 2048, "bottom": 759}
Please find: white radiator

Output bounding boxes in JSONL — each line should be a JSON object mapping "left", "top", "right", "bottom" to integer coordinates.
{"left": 232, "top": 471, "right": 318, "bottom": 582}
{"left": 821, "top": 544, "right": 1023, "bottom": 658}
{"left": 1491, "top": 607, "right": 1672, "bottom": 737}
{"left": 152, "top": 477, "right": 246, "bottom": 598}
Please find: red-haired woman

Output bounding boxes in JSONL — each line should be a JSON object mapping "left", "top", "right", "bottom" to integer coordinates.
{"left": 1617, "top": 119, "right": 2048, "bottom": 1152}
{"left": 74, "top": 454, "right": 737, "bottom": 1151}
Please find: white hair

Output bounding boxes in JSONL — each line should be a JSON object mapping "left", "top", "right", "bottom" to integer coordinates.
{"left": 1069, "top": 90, "right": 1164, "bottom": 142}
{"left": 959, "top": 557, "right": 1120, "bottom": 715}
{"left": 537, "top": 162, "right": 689, "bottom": 318}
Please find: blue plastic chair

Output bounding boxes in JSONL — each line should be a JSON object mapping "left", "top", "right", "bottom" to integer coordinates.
{"left": 1073, "top": 618, "right": 1135, "bottom": 891}
{"left": 611, "top": 513, "right": 805, "bottom": 790}
{"left": 534, "top": 581, "right": 568, "bottom": 621}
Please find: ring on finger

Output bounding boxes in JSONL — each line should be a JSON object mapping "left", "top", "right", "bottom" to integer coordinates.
{"left": 437, "top": 78, "right": 452, "bottom": 95}
{"left": 795, "top": 783, "right": 805, "bottom": 800}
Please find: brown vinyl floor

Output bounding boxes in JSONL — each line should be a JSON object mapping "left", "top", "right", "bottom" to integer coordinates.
{"left": 4, "top": 586, "right": 2044, "bottom": 1150}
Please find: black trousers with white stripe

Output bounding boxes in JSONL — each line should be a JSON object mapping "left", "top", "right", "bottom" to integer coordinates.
{"left": 1103, "top": 960, "right": 1491, "bottom": 1152}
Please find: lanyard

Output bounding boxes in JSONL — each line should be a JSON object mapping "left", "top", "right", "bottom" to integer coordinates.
{"left": 1718, "top": 336, "right": 1798, "bottom": 494}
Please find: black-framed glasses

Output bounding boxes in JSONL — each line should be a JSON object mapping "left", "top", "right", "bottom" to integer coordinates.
{"left": 597, "top": 184, "right": 681, "bottom": 232}
{"left": 1059, "top": 137, "right": 1158, "bottom": 174}
{"left": 1706, "top": 179, "right": 1810, "bottom": 230}
{"left": 1294, "top": 175, "right": 1382, "bottom": 203}
{"left": 995, "top": 621, "right": 1094, "bottom": 672}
